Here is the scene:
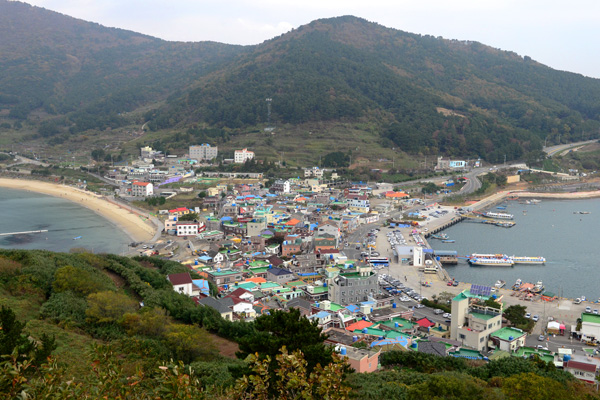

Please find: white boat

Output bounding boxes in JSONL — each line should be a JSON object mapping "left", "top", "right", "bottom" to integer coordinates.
{"left": 468, "top": 253, "right": 509, "bottom": 260}
{"left": 511, "top": 256, "right": 546, "bottom": 264}
{"left": 494, "top": 280, "right": 506, "bottom": 288}
{"left": 512, "top": 279, "right": 522, "bottom": 290}
{"left": 469, "top": 258, "right": 514, "bottom": 266}
{"left": 482, "top": 212, "right": 514, "bottom": 220}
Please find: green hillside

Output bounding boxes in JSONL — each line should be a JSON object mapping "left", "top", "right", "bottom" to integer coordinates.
{"left": 0, "top": 249, "right": 597, "bottom": 399}
{"left": 2, "top": 4, "right": 600, "bottom": 164}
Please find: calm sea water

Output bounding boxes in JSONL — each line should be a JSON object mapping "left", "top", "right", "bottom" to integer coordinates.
{"left": 433, "top": 198, "right": 600, "bottom": 299}
{"left": 0, "top": 187, "right": 131, "bottom": 254}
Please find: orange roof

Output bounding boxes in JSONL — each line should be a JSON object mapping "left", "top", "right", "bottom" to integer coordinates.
{"left": 345, "top": 320, "right": 373, "bottom": 331}
{"left": 294, "top": 197, "right": 307, "bottom": 202}
{"left": 385, "top": 191, "right": 409, "bottom": 198}
{"left": 286, "top": 218, "right": 301, "bottom": 226}
{"left": 245, "top": 277, "right": 266, "bottom": 284}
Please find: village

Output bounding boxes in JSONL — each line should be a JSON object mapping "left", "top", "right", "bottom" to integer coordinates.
{"left": 85, "top": 142, "right": 600, "bottom": 382}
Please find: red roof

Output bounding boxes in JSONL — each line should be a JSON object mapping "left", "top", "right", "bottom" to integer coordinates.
{"left": 345, "top": 320, "right": 373, "bottom": 332}
{"left": 230, "top": 287, "right": 251, "bottom": 297}
{"left": 133, "top": 181, "right": 150, "bottom": 186}
{"left": 169, "top": 207, "right": 189, "bottom": 213}
{"left": 416, "top": 318, "right": 436, "bottom": 328}
{"left": 565, "top": 360, "right": 598, "bottom": 373}
{"left": 167, "top": 272, "right": 192, "bottom": 286}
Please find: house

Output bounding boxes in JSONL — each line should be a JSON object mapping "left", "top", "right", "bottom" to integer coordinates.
{"left": 266, "top": 267, "right": 294, "bottom": 284}
{"left": 131, "top": 181, "right": 154, "bottom": 197}
{"left": 347, "top": 195, "right": 370, "bottom": 213}
{"left": 206, "top": 269, "right": 243, "bottom": 288}
{"left": 198, "top": 297, "right": 233, "bottom": 321}
{"left": 270, "top": 179, "right": 290, "bottom": 194}
{"left": 580, "top": 312, "right": 600, "bottom": 343}
{"left": 328, "top": 266, "right": 378, "bottom": 305}
{"left": 564, "top": 360, "right": 599, "bottom": 384}
{"left": 234, "top": 148, "right": 255, "bottom": 164}
{"left": 490, "top": 327, "right": 527, "bottom": 352}
{"left": 176, "top": 221, "right": 205, "bottom": 237}
{"left": 286, "top": 297, "right": 314, "bottom": 317}
{"left": 167, "top": 273, "right": 193, "bottom": 296}
{"left": 191, "top": 279, "right": 211, "bottom": 296}
{"left": 450, "top": 290, "right": 503, "bottom": 352}
{"left": 339, "top": 346, "right": 381, "bottom": 373}
{"left": 169, "top": 207, "right": 190, "bottom": 216}
{"left": 229, "top": 287, "right": 255, "bottom": 303}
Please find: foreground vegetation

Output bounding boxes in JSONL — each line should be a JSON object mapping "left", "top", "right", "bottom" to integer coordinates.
{"left": 0, "top": 249, "right": 597, "bottom": 399}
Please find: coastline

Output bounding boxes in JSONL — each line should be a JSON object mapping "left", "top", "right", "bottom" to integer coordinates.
{"left": 0, "top": 178, "right": 156, "bottom": 243}
{"left": 511, "top": 190, "right": 600, "bottom": 199}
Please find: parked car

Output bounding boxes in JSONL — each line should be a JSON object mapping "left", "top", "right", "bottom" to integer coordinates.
{"left": 585, "top": 306, "right": 592, "bottom": 313}
{"left": 536, "top": 345, "right": 548, "bottom": 351}
{"left": 538, "top": 335, "right": 545, "bottom": 341}
{"left": 525, "top": 313, "right": 531, "bottom": 319}
{"left": 434, "top": 309, "right": 444, "bottom": 315}
{"left": 415, "top": 304, "right": 425, "bottom": 309}
{"left": 532, "top": 315, "right": 539, "bottom": 322}
{"left": 452, "top": 281, "right": 459, "bottom": 286}
{"left": 442, "top": 313, "right": 451, "bottom": 319}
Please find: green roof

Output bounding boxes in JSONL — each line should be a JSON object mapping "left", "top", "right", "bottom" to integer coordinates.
{"left": 260, "top": 282, "right": 281, "bottom": 289}
{"left": 491, "top": 327, "right": 526, "bottom": 341}
{"left": 236, "top": 282, "right": 257, "bottom": 290}
{"left": 449, "top": 348, "right": 483, "bottom": 359}
{"left": 250, "top": 261, "right": 270, "bottom": 267}
{"left": 470, "top": 312, "right": 496, "bottom": 321}
{"left": 329, "top": 303, "right": 344, "bottom": 312}
{"left": 582, "top": 313, "right": 600, "bottom": 323}
{"left": 248, "top": 267, "right": 269, "bottom": 274}
{"left": 311, "top": 286, "right": 329, "bottom": 294}
{"left": 210, "top": 269, "right": 238, "bottom": 276}
{"left": 380, "top": 318, "right": 415, "bottom": 331}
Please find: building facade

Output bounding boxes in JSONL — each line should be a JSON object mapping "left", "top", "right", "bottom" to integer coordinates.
{"left": 234, "top": 148, "right": 255, "bottom": 163}
{"left": 189, "top": 144, "right": 218, "bottom": 161}
{"left": 328, "top": 266, "right": 378, "bottom": 305}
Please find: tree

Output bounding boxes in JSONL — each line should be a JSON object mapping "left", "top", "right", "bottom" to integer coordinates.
{"left": 91, "top": 149, "right": 106, "bottom": 161}
{"left": 163, "top": 323, "right": 218, "bottom": 363}
{"left": 232, "top": 346, "right": 350, "bottom": 400}
{"left": 421, "top": 182, "right": 439, "bottom": 194}
{"left": 198, "top": 191, "right": 207, "bottom": 198}
{"left": 236, "top": 309, "right": 333, "bottom": 374}
{"left": 86, "top": 291, "right": 137, "bottom": 324}
{"left": 503, "top": 305, "right": 528, "bottom": 326}
{"left": 178, "top": 212, "right": 198, "bottom": 221}
{"left": 53, "top": 265, "right": 110, "bottom": 297}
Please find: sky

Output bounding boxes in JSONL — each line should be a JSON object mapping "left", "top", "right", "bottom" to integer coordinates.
{"left": 20, "top": 0, "right": 600, "bottom": 79}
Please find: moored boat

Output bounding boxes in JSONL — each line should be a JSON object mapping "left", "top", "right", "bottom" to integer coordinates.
{"left": 494, "top": 280, "right": 506, "bottom": 288}
{"left": 511, "top": 256, "right": 546, "bottom": 264}
{"left": 469, "top": 258, "right": 514, "bottom": 266}
{"left": 512, "top": 279, "right": 522, "bottom": 290}
{"left": 481, "top": 211, "right": 514, "bottom": 220}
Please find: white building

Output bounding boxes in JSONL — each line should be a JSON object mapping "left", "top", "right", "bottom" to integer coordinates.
{"left": 189, "top": 144, "right": 218, "bottom": 161}
{"left": 347, "top": 195, "right": 370, "bottom": 213}
{"left": 167, "top": 273, "right": 194, "bottom": 296}
{"left": 234, "top": 148, "right": 255, "bottom": 164}
{"left": 580, "top": 313, "right": 600, "bottom": 342}
{"left": 131, "top": 181, "right": 154, "bottom": 197}
{"left": 304, "top": 167, "right": 324, "bottom": 178}
{"left": 270, "top": 179, "right": 290, "bottom": 194}
{"left": 450, "top": 290, "right": 503, "bottom": 352}
{"left": 176, "top": 221, "right": 205, "bottom": 237}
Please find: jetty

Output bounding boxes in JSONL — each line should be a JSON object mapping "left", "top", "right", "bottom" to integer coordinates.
{"left": 0, "top": 229, "right": 49, "bottom": 236}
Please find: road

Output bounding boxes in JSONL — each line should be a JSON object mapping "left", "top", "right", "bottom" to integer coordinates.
{"left": 543, "top": 139, "right": 597, "bottom": 158}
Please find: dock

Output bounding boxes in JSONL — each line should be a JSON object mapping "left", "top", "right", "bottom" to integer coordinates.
{"left": 0, "top": 229, "right": 49, "bottom": 236}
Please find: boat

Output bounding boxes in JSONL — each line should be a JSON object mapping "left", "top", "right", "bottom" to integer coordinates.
{"left": 468, "top": 253, "right": 509, "bottom": 260}
{"left": 442, "top": 239, "right": 455, "bottom": 243}
{"left": 511, "top": 256, "right": 546, "bottom": 264}
{"left": 512, "top": 279, "right": 522, "bottom": 290}
{"left": 494, "top": 280, "right": 506, "bottom": 288}
{"left": 532, "top": 281, "right": 545, "bottom": 294}
{"left": 469, "top": 258, "right": 514, "bottom": 266}
{"left": 73, "top": 236, "right": 82, "bottom": 240}
{"left": 431, "top": 233, "right": 449, "bottom": 240}
{"left": 481, "top": 211, "right": 514, "bottom": 220}
{"left": 574, "top": 211, "right": 591, "bottom": 214}
{"left": 496, "top": 206, "right": 507, "bottom": 210}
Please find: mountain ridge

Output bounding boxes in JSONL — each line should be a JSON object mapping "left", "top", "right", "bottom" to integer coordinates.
{"left": 1, "top": 4, "right": 600, "bottom": 164}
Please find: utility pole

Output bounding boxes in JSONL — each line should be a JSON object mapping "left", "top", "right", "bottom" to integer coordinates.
{"left": 504, "top": 154, "right": 506, "bottom": 165}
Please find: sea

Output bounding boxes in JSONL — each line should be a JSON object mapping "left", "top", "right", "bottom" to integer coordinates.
{"left": 433, "top": 197, "right": 600, "bottom": 300}
{"left": 0, "top": 187, "right": 131, "bottom": 254}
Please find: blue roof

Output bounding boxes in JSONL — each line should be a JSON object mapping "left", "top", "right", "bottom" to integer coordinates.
{"left": 313, "top": 311, "right": 331, "bottom": 319}
{"left": 345, "top": 304, "right": 360, "bottom": 313}
{"left": 297, "top": 272, "right": 318, "bottom": 276}
{"left": 370, "top": 337, "right": 409, "bottom": 348}
{"left": 197, "top": 255, "right": 212, "bottom": 262}
{"left": 221, "top": 216, "right": 233, "bottom": 221}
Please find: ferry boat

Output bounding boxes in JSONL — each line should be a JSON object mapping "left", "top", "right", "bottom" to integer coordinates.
{"left": 468, "top": 253, "right": 509, "bottom": 260}
{"left": 442, "top": 239, "right": 455, "bottom": 243}
{"left": 494, "top": 280, "right": 506, "bottom": 288}
{"left": 511, "top": 256, "right": 546, "bottom": 264}
{"left": 482, "top": 211, "right": 514, "bottom": 220}
{"left": 469, "top": 258, "right": 514, "bottom": 266}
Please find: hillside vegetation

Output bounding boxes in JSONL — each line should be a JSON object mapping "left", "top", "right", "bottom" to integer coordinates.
{"left": 2, "top": 3, "right": 600, "bottom": 164}
{"left": 0, "top": 249, "right": 598, "bottom": 399}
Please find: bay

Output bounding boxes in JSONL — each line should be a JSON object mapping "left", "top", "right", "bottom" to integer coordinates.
{"left": 0, "top": 187, "right": 131, "bottom": 254}
{"left": 433, "top": 197, "right": 600, "bottom": 300}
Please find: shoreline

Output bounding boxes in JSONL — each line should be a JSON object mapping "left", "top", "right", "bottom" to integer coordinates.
{"left": 0, "top": 178, "right": 156, "bottom": 243}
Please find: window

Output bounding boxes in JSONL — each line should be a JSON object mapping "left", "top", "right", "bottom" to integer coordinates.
{"left": 459, "top": 334, "right": 466, "bottom": 340}
{"left": 480, "top": 337, "right": 484, "bottom": 343}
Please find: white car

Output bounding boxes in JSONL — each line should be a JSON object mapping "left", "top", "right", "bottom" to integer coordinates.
{"left": 442, "top": 313, "right": 451, "bottom": 319}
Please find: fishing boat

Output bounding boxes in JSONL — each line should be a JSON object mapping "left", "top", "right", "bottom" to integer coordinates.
{"left": 494, "top": 280, "right": 506, "bottom": 288}
{"left": 532, "top": 281, "right": 545, "bottom": 294}
{"left": 512, "top": 279, "right": 522, "bottom": 290}
{"left": 442, "top": 239, "right": 455, "bottom": 243}
{"left": 469, "top": 258, "right": 514, "bottom": 266}
{"left": 431, "top": 233, "right": 449, "bottom": 240}
{"left": 73, "top": 236, "right": 82, "bottom": 240}
{"left": 574, "top": 211, "right": 591, "bottom": 214}
{"left": 511, "top": 256, "right": 546, "bottom": 264}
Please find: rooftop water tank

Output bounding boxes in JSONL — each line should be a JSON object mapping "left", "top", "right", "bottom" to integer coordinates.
{"left": 394, "top": 322, "right": 399, "bottom": 328}
{"left": 352, "top": 335, "right": 358, "bottom": 342}
{"left": 563, "top": 354, "right": 571, "bottom": 362}
{"left": 340, "top": 347, "right": 347, "bottom": 355}
{"left": 392, "top": 303, "right": 397, "bottom": 308}
{"left": 362, "top": 328, "right": 368, "bottom": 333}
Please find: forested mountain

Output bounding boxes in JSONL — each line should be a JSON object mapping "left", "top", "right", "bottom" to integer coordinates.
{"left": 0, "top": 0, "right": 245, "bottom": 132}
{"left": 2, "top": 2, "right": 600, "bottom": 163}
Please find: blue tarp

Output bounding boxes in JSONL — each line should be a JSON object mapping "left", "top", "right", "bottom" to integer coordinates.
{"left": 345, "top": 304, "right": 360, "bottom": 313}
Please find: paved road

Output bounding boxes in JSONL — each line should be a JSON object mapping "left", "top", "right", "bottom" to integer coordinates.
{"left": 543, "top": 139, "right": 597, "bottom": 157}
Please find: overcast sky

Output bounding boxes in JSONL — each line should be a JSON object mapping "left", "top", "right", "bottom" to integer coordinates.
{"left": 21, "top": 0, "right": 600, "bottom": 79}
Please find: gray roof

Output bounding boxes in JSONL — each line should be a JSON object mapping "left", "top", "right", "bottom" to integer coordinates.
{"left": 417, "top": 341, "right": 448, "bottom": 357}
{"left": 268, "top": 267, "right": 292, "bottom": 276}
{"left": 198, "top": 297, "right": 231, "bottom": 314}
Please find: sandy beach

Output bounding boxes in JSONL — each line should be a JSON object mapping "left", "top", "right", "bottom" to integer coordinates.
{"left": 0, "top": 178, "right": 156, "bottom": 243}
